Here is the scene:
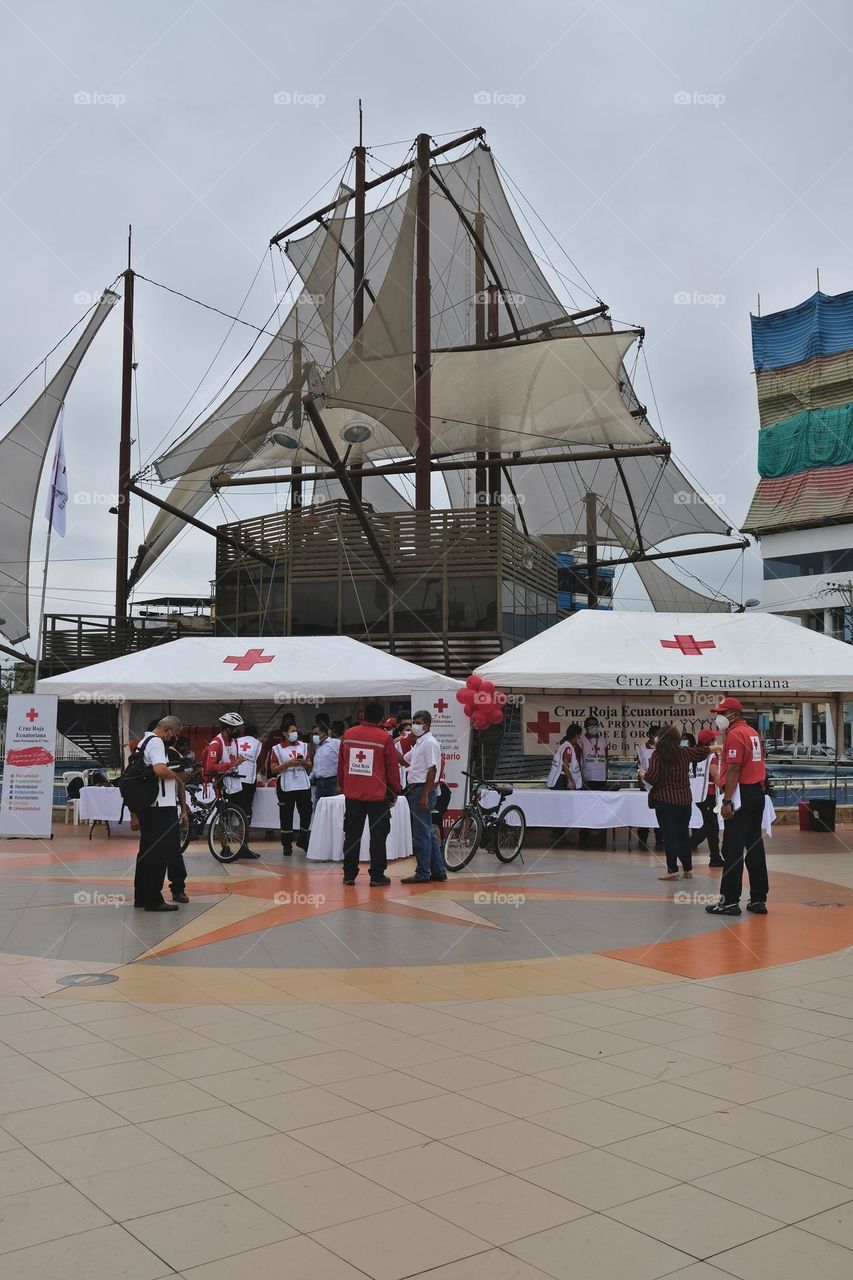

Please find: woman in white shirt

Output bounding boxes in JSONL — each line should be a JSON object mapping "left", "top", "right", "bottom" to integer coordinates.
{"left": 270, "top": 728, "right": 312, "bottom": 856}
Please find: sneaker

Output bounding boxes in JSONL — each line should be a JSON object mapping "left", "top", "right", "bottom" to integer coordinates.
{"left": 400, "top": 875, "right": 431, "bottom": 884}
{"left": 144, "top": 902, "right": 179, "bottom": 912}
{"left": 342, "top": 877, "right": 357, "bottom": 886}
{"left": 681, "top": 871, "right": 693, "bottom": 880}
{"left": 171, "top": 891, "right": 189, "bottom": 903}
{"left": 281, "top": 849, "right": 292, "bottom": 857}
{"left": 747, "top": 900, "right": 768, "bottom": 914}
{"left": 370, "top": 875, "right": 391, "bottom": 887}
{"left": 705, "top": 901, "right": 742, "bottom": 915}
{"left": 658, "top": 872, "right": 680, "bottom": 881}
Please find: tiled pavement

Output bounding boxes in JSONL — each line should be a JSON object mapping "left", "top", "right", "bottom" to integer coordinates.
{"left": 2, "top": 826, "right": 853, "bottom": 1275}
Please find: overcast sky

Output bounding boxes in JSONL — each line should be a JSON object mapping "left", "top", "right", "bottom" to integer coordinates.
{"left": 2, "top": 0, "right": 853, "bottom": 647}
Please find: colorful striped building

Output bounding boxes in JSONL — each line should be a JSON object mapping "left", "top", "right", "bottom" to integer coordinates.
{"left": 744, "top": 289, "right": 853, "bottom": 744}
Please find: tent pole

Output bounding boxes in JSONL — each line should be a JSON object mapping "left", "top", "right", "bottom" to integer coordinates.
{"left": 414, "top": 131, "right": 432, "bottom": 511}
{"left": 351, "top": 129, "right": 366, "bottom": 502}
{"left": 586, "top": 492, "right": 598, "bottom": 609}
{"left": 115, "top": 230, "right": 134, "bottom": 630}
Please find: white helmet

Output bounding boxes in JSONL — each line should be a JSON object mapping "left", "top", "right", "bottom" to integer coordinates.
{"left": 218, "top": 712, "right": 244, "bottom": 728}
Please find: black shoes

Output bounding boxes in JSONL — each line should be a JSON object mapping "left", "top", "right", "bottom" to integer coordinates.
{"left": 705, "top": 901, "right": 742, "bottom": 916}
{"left": 281, "top": 849, "right": 292, "bottom": 857}
{"left": 709, "top": 858, "right": 724, "bottom": 867}
{"left": 747, "top": 900, "right": 768, "bottom": 914}
{"left": 171, "top": 892, "right": 189, "bottom": 904}
{"left": 343, "top": 877, "right": 356, "bottom": 886}
{"left": 370, "top": 875, "right": 391, "bottom": 887}
{"left": 400, "top": 875, "right": 430, "bottom": 884}
{"left": 145, "top": 902, "right": 179, "bottom": 912}
{"left": 431, "top": 874, "right": 448, "bottom": 882}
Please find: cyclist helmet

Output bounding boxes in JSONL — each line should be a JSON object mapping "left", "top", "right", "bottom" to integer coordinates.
{"left": 218, "top": 712, "right": 244, "bottom": 728}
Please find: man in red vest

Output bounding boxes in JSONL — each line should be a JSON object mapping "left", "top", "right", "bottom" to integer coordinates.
{"left": 337, "top": 701, "right": 402, "bottom": 886}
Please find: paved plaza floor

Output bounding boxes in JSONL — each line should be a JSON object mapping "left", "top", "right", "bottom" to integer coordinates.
{"left": 2, "top": 822, "right": 853, "bottom": 1277}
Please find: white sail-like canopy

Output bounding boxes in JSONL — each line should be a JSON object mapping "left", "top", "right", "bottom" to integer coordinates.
{"left": 0, "top": 291, "right": 118, "bottom": 642}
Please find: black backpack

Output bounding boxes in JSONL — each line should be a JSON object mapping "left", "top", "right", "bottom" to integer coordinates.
{"left": 118, "top": 734, "right": 160, "bottom": 815}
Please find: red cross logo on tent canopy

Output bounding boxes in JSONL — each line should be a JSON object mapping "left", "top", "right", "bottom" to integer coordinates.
{"left": 660, "top": 634, "right": 716, "bottom": 657}
{"left": 433, "top": 698, "right": 448, "bottom": 714}
{"left": 223, "top": 648, "right": 275, "bottom": 672}
{"left": 25, "top": 708, "right": 39, "bottom": 722}
{"left": 526, "top": 710, "right": 560, "bottom": 744}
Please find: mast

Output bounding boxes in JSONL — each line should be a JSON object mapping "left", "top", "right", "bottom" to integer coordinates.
{"left": 586, "top": 492, "right": 599, "bottom": 609}
{"left": 351, "top": 102, "right": 366, "bottom": 501}
{"left": 115, "top": 227, "right": 134, "bottom": 628}
{"left": 414, "top": 131, "right": 432, "bottom": 510}
{"left": 473, "top": 198, "right": 487, "bottom": 503}
{"left": 290, "top": 327, "right": 303, "bottom": 511}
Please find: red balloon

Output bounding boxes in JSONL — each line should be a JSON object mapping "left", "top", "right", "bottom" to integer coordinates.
{"left": 454, "top": 689, "right": 467, "bottom": 704}
{"left": 479, "top": 679, "right": 495, "bottom": 697}
{"left": 466, "top": 674, "right": 483, "bottom": 691}
{"left": 488, "top": 705, "right": 504, "bottom": 725}
{"left": 460, "top": 688, "right": 476, "bottom": 705}
{"left": 471, "top": 712, "right": 488, "bottom": 730}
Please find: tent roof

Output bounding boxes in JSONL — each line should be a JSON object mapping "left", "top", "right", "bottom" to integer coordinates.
{"left": 475, "top": 611, "right": 853, "bottom": 696}
{"left": 38, "top": 635, "right": 461, "bottom": 701}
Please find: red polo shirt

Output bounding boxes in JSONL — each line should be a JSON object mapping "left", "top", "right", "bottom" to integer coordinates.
{"left": 719, "top": 720, "right": 765, "bottom": 787}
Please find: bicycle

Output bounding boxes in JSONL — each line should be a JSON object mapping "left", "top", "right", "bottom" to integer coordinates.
{"left": 180, "top": 770, "right": 247, "bottom": 864}
{"left": 443, "top": 773, "right": 526, "bottom": 871}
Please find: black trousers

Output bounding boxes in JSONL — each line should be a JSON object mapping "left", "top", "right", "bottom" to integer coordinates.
{"left": 343, "top": 798, "right": 391, "bottom": 880}
{"left": 278, "top": 786, "right": 313, "bottom": 852}
{"left": 231, "top": 783, "right": 256, "bottom": 852}
{"left": 654, "top": 802, "right": 693, "bottom": 873}
{"left": 579, "top": 779, "right": 607, "bottom": 848}
{"left": 690, "top": 795, "right": 720, "bottom": 859}
{"left": 719, "top": 782, "right": 768, "bottom": 905}
{"left": 135, "top": 807, "right": 180, "bottom": 908}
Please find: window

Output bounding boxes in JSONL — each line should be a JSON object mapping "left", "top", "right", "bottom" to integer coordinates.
{"left": 447, "top": 577, "right": 496, "bottom": 632}
{"left": 341, "top": 579, "right": 389, "bottom": 634}
{"left": 765, "top": 548, "right": 853, "bottom": 579}
{"left": 291, "top": 582, "right": 338, "bottom": 634}
{"left": 393, "top": 577, "right": 443, "bottom": 634}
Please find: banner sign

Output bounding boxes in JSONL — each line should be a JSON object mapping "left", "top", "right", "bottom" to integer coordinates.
{"left": 418, "top": 688, "right": 471, "bottom": 821}
{"left": 0, "top": 694, "right": 58, "bottom": 838}
{"left": 520, "top": 694, "right": 717, "bottom": 759}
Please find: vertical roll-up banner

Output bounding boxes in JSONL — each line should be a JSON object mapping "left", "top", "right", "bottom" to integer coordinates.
{"left": 0, "top": 694, "right": 58, "bottom": 837}
{"left": 418, "top": 689, "right": 471, "bottom": 827}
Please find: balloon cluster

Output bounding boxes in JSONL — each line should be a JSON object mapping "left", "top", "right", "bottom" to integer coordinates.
{"left": 455, "top": 674, "right": 507, "bottom": 732}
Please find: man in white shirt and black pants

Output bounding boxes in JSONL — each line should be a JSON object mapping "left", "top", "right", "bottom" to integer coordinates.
{"left": 399, "top": 710, "right": 447, "bottom": 884}
{"left": 134, "top": 716, "right": 185, "bottom": 912}
{"left": 232, "top": 723, "right": 262, "bottom": 859}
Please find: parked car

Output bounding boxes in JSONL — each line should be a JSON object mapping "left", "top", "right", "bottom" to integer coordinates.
{"left": 789, "top": 744, "right": 837, "bottom": 761}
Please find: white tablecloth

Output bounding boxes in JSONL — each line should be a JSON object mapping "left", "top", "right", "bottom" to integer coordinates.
{"left": 78, "top": 788, "right": 129, "bottom": 823}
{"left": 480, "top": 788, "right": 776, "bottom": 835}
{"left": 306, "top": 794, "right": 413, "bottom": 862}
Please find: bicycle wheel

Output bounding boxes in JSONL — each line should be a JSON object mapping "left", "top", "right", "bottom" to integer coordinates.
{"left": 179, "top": 811, "right": 192, "bottom": 854}
{"left": 443, "top": 811, "right": 483, "bottom": 871}
{"left": 208, "top": 805, "right": 246, "bottom": 863}
{"left": 494, "top": 805, "right": 526, "bottom": 862}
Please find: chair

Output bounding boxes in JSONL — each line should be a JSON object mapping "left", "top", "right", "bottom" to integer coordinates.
{"left": 62, "top": 771, "right": 85, "bottom": 825}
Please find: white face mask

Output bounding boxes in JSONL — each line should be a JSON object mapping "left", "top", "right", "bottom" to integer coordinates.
{"left": 311, "top": 734, "right": 321, "bottom": 746}
{"left": 411, "top": 723, "right": 426, "bottom": 737}
{"left": 714, "top": 714, "right": 730, "bottom": 733}
{"left": 287, "top": 731, "right": 299, "bottom": 742}
{"left": 586, "top": 725, "right": 599, "bottom": 737}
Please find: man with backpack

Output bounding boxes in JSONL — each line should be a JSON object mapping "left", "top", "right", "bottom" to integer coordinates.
{"left": 130, "top": 716, "right": 187, "bottom": 912}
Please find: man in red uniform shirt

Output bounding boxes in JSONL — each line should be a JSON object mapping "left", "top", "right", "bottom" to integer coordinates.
{"left": 705, "top": 696, "right": 768, "bottom": 916}
{"left": 337, "top": 701, "right": 402, "bottom": 886}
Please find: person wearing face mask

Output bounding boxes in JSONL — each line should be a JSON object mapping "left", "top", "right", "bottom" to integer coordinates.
{"left": 690, "top": 728, "right": 724, "bottom": 867}
{"left": 399, "top": 710, "right": 447, "bottom": 884}
{"left": 231, "top": 722, "right": 262, "bottom": 860}
{"left": 641, "top": 723, "right": 710, "bottom": 880}
{"left": 636, "top": 724, "right": 664, "bottom": 853}
{"left": 578, "top": 715, "right": 609, "bottom": 848}
{"left": 310, "top": 722, "right": 340, "bottom": 803}
{"left": 270, "top": 725, "right": 313, "bottom": 856}
{"left": 705, "top": 697, "right": 768, "bottom": 916}
{"left": 134, "top": 716, "right": 186, "bottom": 911}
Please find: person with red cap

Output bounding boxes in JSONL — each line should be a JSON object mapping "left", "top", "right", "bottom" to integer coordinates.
{"left": 705, "top": 697, "right": 768, "bottom": 916}
{"left": 690, "top": 728, "right": 724, "bottom": 867}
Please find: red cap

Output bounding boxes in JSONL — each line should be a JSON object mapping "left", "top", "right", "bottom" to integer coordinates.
{"left": 382, "top": 717, "right": 397, "bottom": 730}
{"left": 698, "top": 728, "right": 718, "bottom": 745}
{"left": 713, "top": 696, "right": 742, "bottom": 714}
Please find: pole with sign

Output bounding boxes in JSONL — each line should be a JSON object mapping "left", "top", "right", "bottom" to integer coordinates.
{"left": 0, "top": 694, "right": 58, "bottom": 838}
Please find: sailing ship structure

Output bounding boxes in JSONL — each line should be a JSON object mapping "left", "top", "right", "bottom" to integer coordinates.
{"left": 0, "top": 127, "right": 747, "bottom": 687}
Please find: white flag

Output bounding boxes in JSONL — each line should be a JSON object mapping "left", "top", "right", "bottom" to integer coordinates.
{"left": 45, "top": 410, "right": 68, "bottom": 537}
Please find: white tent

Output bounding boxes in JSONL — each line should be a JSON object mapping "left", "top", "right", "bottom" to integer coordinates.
{"left": 38, "top": 635, "right": 461, "bottom": 702}
{"left": 475, "top": 611, "right": 853, "bottom": 697}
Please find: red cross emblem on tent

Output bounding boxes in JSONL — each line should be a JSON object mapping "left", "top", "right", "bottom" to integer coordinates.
{"left": 25, "top": 708, "right": 39, "bottom": 722}
{"left": 526, "top": 710, "right": 560, "bottom": 744}
{"left": 433, "top": 698, "right": 448, "bottom": 714}
{"left": 660, "top": 634, "right": 716, "bottom": 657}
{"left": 224, "top": 648, "right": 275, "bottom": 672}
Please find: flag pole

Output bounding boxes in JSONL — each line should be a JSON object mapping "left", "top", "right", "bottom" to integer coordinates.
{"left": 33, "top": 406, "right": 63, "bottom": 689}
